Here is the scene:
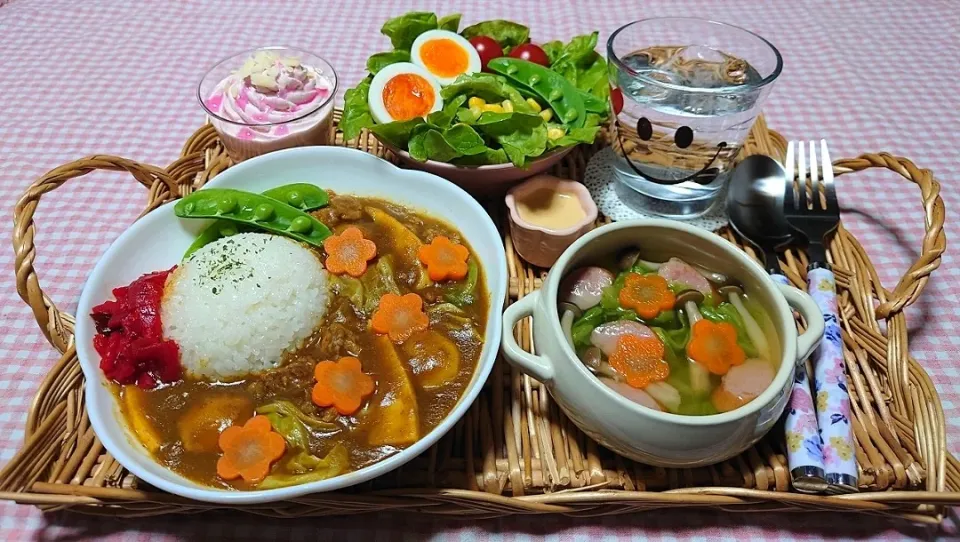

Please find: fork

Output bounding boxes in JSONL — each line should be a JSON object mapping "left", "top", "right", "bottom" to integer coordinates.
{"left": 784, "top": 140, "right": 858, "bottom": 494}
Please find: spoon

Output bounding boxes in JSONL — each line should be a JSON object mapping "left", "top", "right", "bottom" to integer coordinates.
{"left": 726, "top": 155, "right": 794, "bottom": 274}
{"left": 726, "top": 155, "right": 829, "bottom": 494}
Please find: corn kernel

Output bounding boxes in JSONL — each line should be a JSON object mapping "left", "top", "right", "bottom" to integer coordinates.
{"left": 468, "top": 97, "right": 486, "bottom": 109}
{"left": 482, "top": 103, "right": 505, "bottom": 113}
{"left": 469, "top": 105, "right": 483, "bottom": 118}
{"left": 501, "top": 100, "right": 514, "bottom": 113}
{"left": 525, "top": 98, "right": 542, "bottom": 113}
{"left": 539, "top": 109, "right": 553, "bottom": 122}
{"left": 547, "top": 127, "right": 566, "bottom": 140}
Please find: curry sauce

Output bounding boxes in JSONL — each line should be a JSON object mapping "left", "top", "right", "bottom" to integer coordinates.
{"left": 114, "top": 193, "right": 488, "bottom": 489}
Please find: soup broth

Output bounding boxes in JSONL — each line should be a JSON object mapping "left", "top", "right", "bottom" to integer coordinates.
{"left": 558, "top": 250, "right": 779, "bottom": 415}
{"left": 113, "top": 193, "right": 489, "bottom": 489}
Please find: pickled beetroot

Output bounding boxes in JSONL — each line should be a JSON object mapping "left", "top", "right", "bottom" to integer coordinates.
{"left": 91, "top": 267, "right": 181, "bottom": 389}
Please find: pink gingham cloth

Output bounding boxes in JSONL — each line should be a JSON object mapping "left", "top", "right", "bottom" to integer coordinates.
{"left": 0, "top": 0, "right": 957, "bottom": 539}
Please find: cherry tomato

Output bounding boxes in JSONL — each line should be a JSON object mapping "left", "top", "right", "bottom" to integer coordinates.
{"left": 469, "top": 36, "right": 504, "bottom": 72}
{"left": 610, "top": 86, "right": 624, "bottom": 115}
{"left": 509, "top": 43, "right": 550, "bottom": 66}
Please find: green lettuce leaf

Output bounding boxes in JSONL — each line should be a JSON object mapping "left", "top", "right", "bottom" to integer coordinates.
{"left": 549, "top": 32, "right": 611, "bottom": 105}
{"left": 440, "top": 73, "right": 532, "bottom": 112}
{"left": 546, "top": 125, "right": 601, "bottom": 149}
{"left": 460, "top": 20, "right": 529, "bottom": 51}
{"left": 366, "top": 50, "right": 411, "bottom": 74}
{"left": 541, "top": 40, "right": 564, "bottom": 64}
{"left": 408, "top": 124, "right": 488, "bottom": 162}
{"left": 498, "top": 122, "right": 547, "bottom": 167}
{"left": 473, "top": 111, "right": 543, "bottom": 136}
{"left": 370, "top": 118, "right": 425, "bottom": 148}
{"left": 381, "top": 11, "right": 438, "bottom": 50}
{"left": 438, "top": 13, "right": 461, "bottom": 32}
{"left": 427, "top": 95, "right": 467, "bottom": 127}
{"left": 340, "top": 76, "right": 375, "bottom": 141}
{"left": 451, "top": 148, "right": 510, "bottom": 165}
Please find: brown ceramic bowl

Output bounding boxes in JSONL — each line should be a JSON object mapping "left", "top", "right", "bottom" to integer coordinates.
{"left": 375, "top": 137, "right": 574, "bottom": 195}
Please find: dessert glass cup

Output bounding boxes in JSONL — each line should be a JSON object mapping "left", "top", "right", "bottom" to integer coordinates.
{"left": 198, "top": 46, "right": 338, "bottom": 162}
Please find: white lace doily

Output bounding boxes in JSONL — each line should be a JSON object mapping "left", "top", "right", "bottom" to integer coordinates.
{"left": 583, "top": 147, "right": 730, "bottom": 231}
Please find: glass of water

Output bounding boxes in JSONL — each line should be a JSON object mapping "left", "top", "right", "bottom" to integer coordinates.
{"left": 607, "top": 18, "right": 782, "bottom": 218}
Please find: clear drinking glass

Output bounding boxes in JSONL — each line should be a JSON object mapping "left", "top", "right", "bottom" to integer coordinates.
{"left": 607, "top": 18, "right": 782, "bottom": 218}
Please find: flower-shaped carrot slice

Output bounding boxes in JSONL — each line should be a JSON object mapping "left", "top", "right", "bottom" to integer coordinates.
{"left": 417, "top": 236, "right": 469, "bottom": 281}
{"left": 608, "top": 334, "right": 669, "bottom": 389}
{"left": 312, "top": 356, "right": 376, "bottom": 415}
{"left": 618, "top": 273, "right": 676, "bottom": 319}
{"left": 216, "top": 415, "right": 286, "bottom": 483}
{"left": 371, "top": 292, "right": 429, "bottom": 343}
{"left": 687, "top": 319, "right": 746, "bottom": 375}
{"left": 323, "top": 226, "right": 377, "bottom": 277}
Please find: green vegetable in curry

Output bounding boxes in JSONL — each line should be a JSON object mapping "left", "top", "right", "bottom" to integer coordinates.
{"left": 175, "top": 188, "right": 332, "bottom": 249}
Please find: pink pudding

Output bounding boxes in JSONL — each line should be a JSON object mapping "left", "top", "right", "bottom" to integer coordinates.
{"left": 199, "top": 47, "right": 338, "bottom": 162}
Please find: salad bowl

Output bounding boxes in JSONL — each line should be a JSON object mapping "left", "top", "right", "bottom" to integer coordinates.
{"left": 377, "top": 137, "right": 574, "bottom": 193}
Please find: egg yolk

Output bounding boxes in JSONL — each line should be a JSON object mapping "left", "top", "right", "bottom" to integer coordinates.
{"left": 420, "top": 39, "right": 469, "bottom": 78}
{"left": 382, "top": 73, "right": 436, "bottom": 121}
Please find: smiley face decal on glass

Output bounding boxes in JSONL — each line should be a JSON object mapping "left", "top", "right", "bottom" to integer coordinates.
{"left": 618, "top": 117, "right": 728, "bottom": 185}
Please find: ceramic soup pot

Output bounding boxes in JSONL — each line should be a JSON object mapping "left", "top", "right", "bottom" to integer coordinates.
{"left": 501, "top": 219, "right": 824, "bottom": 467}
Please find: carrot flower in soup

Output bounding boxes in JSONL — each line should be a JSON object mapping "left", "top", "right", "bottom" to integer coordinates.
{"left": 216, "top": 415, "right": 286, "bottom": 483}
{"left": 618, "top": 273, "right": 676, "bottom": 319}
{"left": 418, "top": 236, "right": 470, "bottom": 281}
{"left": 312, "top": 357, "right": 376, "bottom": 416}
{"left": 323, "top": 226, "right": 378, "bottom": 277}
{"left": 687, "top": 319, "right": 746, "bottom": 375}
{"left": 608, "top": 334, "right": 669, "bottom": 389}
{"left": 371, "top": 292, "right": 430, "bottom": 343}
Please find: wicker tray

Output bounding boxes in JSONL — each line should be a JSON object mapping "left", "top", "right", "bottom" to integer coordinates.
{"left": 3, "top": 112, "right": 957, "bottom": 523}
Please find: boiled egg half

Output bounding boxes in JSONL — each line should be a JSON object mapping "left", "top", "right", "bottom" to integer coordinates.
{"left": 411, "top": 30, "right": 482, "bottom": 85}
{"left": 368, "top": 62, "right": 443, "bottom": 124}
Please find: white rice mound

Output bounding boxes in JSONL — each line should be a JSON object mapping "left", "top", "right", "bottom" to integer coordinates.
{"left": 162, "top": 232, "right": 329, "bottom": 381}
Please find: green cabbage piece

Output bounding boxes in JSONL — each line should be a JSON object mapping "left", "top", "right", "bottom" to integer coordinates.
{"left": 258, "top": 444, "right": 350, "bottom": 489}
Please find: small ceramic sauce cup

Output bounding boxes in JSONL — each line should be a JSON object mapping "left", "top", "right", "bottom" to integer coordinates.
{"left": 505, "top": 175, "right": 597, "bottom": 268}
{"left": 501, "top": 219, "right": 825, "bottom": 467}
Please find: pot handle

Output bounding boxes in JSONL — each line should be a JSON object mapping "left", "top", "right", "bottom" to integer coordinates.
{"left": 501, "top": 291, "right": 554, "bottom": 383}
{"left": 777, "top": 283, "right": 825, "bottom": 362}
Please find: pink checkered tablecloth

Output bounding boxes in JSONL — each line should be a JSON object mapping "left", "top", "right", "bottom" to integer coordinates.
{"left": 1, "top": 0, "right": 958, "bottom": 540}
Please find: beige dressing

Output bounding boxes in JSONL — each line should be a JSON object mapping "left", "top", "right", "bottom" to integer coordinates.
{"left": 515, "top": 188, "right": 586, "bottom": 230}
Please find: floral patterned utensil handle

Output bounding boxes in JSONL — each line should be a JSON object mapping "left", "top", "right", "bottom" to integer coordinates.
{"left": 807, "top": 266, "right": 858, "bottom": 493}
{"left": 773, "top": 273, "right": 827, "bottom": 493}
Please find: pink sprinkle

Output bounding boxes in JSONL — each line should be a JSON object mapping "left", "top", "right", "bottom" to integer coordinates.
{"left": 205, "top": 92, "right": 223, "bottom": 113}
{"left": 237, "top": 127, "right": 255, "bottom": 140}
{"left": 273, "top": 125, "right": 290, "bottom": 136}
{"left": 252, "top": 112, "right": 268, "bottom": 122}
{"left": 236, "top": 90, "right": 249, "bottom": 110}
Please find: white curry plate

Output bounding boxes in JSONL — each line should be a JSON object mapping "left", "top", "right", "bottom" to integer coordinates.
{"left": 74, "top": 146, "right": 508, "bottom": 504}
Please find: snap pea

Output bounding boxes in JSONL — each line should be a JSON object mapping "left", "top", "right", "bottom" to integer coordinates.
{"left": 261, "top": 183, "right": 329, "bottom": 211}
{"left": 487, "top": 58, "right": 586, "bottom": 128}
{"left": 176, "top": 188, "right": 331, "bottom": 250}
{"left": 182, "top": 183, "right": 330, "bottom": 258}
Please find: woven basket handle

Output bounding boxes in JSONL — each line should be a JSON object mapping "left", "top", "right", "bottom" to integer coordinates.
{"left": 832, "top": 153, "right": 946, "bottom": 319}
{"left": 12, "top": 156, "right": 178, "bottom": 353}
